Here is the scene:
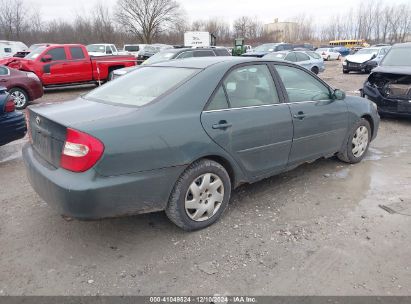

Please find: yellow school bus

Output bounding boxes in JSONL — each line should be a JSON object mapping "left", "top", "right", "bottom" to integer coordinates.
{"left": 329, "top": 40, "right": 369, "bottom": 48}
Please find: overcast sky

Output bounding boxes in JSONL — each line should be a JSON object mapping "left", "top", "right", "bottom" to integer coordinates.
{"left": 29, "top": 0, "right": 409, "bottom": 24}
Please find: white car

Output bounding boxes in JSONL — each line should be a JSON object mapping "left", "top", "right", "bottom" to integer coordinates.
{"left": 315, "top": 48, "right": 341, "bottom": 61}
{"left": 86, "top": 44, "right": 120, "bottom": 56}
{"left": 0, "top": 40, "right": 28, "bottom": 59}
{"left": 123, "top": 44, "right": 147, "bottom": 58}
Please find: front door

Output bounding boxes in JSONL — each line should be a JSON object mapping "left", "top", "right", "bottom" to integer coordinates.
{"left": 201, "top": 64, "right": 293, "bottom": 179}
{"left": 39, "top": 47, "right": 69, "bottom": 85}
{"left": 274, "top": 64, "right": 348, "bottom": 166}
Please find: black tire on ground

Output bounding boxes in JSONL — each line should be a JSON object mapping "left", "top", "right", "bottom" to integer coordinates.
{"left": 327, "top": 56, "right": 330, "bottom": 61}
{"left": 337, "top": 55, "right": 341, "bottom": 60}
{"left": 9, "top": 87, "right": 29, "bottom": 110}
{"left": 165, "top": 159, "right": 231, "bottom": 231}
{"left": 311, "top": 66, "right": 319, "bottom": 74}
{"left": 108, "top": 71, "right": 114, "bottom": 81}
{"left": 343, "top": 70, "right": 349, "bottom": 74}
{"left": 338, "top": 118, "right": 371, "bottom": 164}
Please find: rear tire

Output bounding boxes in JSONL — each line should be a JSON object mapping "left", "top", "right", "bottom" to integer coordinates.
{"left": 338, "top": 118, "right": 371, "bottom": 164}
{"left": 166, "top": 159, "right": 231, "bottom": 231}
{"left": 9, "top": 88, "right": 29, "bottom": 110}
{"left": 108, "top": 71, "right": 114, "bottom": 81}
{"left": 343, "top": 69, "right": 349, "bottom": 74}
{"left": 311, "top": 66, "right": 319, "bottom": 74}
{"left": 327, "top": 55, "right": 330, "bottom": 61}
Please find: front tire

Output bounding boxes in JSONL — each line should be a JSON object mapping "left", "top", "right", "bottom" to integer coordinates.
{"left": 338, "top": 118, "right": 371, "bottom": 164}
{"left": 311, "top": 66, "right": 319, "bottom": 74}
{"left": 166, "top": 159, "right": 231, "bottom": 231}
{"left": 9, "top": 88, "right": 29, "bottom": 110}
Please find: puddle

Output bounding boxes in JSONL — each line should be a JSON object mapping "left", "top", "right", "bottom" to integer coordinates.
{"left": 364, "top": 148, "right": 383, "bottom": 161}
{"left": 334, "top": 168, "right": 350, "bottom": 179}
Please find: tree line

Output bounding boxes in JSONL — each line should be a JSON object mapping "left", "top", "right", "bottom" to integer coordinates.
{"left": 0, "top": 0, "right": 410, "bottom": 47}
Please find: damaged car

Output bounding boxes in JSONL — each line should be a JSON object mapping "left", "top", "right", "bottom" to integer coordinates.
{"left": 362, "top": 43, "right": 411, "bottom": 117}
{"left": 343, "top": 46, "right": 390, "bottom": 74}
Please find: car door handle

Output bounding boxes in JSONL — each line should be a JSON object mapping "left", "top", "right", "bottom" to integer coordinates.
{"left": 212, "top": 120, "right": 232, "bottom": 130}
{"left": 0, "top": 79, "right": 7, "bottom": 82}
{"left": 293, "top": 111, "right": 306, "bottom": 120}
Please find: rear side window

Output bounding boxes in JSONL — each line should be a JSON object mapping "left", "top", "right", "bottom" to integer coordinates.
{"left": 177, "top": 51, "right": 194, "bottom": 59}
{"left": 0, "top": 66, "right": 9, "bottom": 75}
{"left": 194, "top": 50, "right": 215, "bottom": 57}
{"left": 275, "top": 65, "right": 330, "bottom": 102}
{"left": 295, "top": 52, "right": 310, "bottom": 61}
{"left": 223, "top": 64, "right": 279, "bottom": 108}
{"left": 207, "top": 86, "right": 229, "bottom": 111}
{"left": 70, "top": 47, "right": 85, "bottom": 60}
{"left": 85, "top": 67, "right": 197, "bottom": 107}
{"left": 285, "top": 53, "right": 297, "bottom": 62}
{"left": 307, "top": 51, "right": 321, "bottom": 59}
{"left": 46, "top": 48, "right": 67, "bottom": 61}
{"left": 3, "top": 48, "right": 12, "bottom": 53}
{"left": 214, "top": 49, "right": 230, "bottom": 56}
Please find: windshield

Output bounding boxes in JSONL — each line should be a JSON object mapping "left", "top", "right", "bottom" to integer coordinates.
{"left": 381, "top": 48, "right": 411, "bottom": 66}
{"left": 356, "top": 48, "right": 378, "bottom": 55}
{"left": 143, "top": 46, "right": 159, "bottom": 54}
{"left": 86, "top": 45, "right": 106, "bottom": 53}
{"left": 85, "top": 67, "right": 197, "bottom": 106}
{"left": 254, "top": 44, "right": 278, "bottom": 52}
{"left": 143, "top": 52, "right": 175, "bottom": 65}
{"left": 316, "top": 48, "right": 329, "bottom": 52}
{"left": 124, "top": 45, "right": 139, "bottom": 52}
{"left": 25, "top": 46, "right": 46, "bottom": 60}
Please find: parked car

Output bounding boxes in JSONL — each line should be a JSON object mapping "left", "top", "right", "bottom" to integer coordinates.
{"left": 137, "top": 44, "right": 173, "bottom": 62}
{"left": 0, "top": 44, "right": 136, "bottom": 86}
{"left": 363, "top": 47, "right": 391, "bottom": 73}
{"left": 315, "top": 48, "right": 341, "bottom": 61}
{"left": 86, "top": 44, "right": 120, "bottom": 56}
{"left": 112, "top": 47, "right": 231, "bottom": 79}
{"left": 0, "top": 86, "right": 26, "bottom": 146}
{"left": 0, "top": 41, "right": 28, "bottom": 59}
{"left": 123, "top": 44, "right": 147, "bottom": 57}
{"left": 333, "top": 46, "right": 350, "bottom": 56}
{"left": 264, "top": 51, "right": 325, "bottom": 74}
{"left": 242, "top": 43, "right": 293, "bottom": 58}
{"left": 0, "top": 66, "right": 43, "bottom": 109}
{"left": 343, "top": 46, "right": 391, "bottom": 74}
{"left": 362, "top": 43, "right": 411, "bottom": 117}
{"left": 23, "top": 57, "right": 379, "bottom": 231}
{"left": 293, "top": 43, "right": 315, "bottom": 51}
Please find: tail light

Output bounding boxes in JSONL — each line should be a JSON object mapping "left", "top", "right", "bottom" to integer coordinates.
{"left": 4, "top": 97, "right": 15, "bottom": 112}
{"left": 60, "top": 128, "right": 104, "bottom": 172}
{"left": 322, "top": 52, "right": 326, "bottom": 55}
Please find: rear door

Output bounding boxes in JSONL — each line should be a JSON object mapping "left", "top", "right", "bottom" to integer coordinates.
{"left": 39, "top": 46, "right": 69, "bottom": 85}
{"left": 201, "top": 63, "right": 293, "bottom": 179}
{"left": 295, "top": 52, "right": 312, "bottom": 70}
{"left": 273, "top": 64, "right": 348, "bottom": 166}
{"left": 67, "top": 46, "right": 92, "bottom": 83}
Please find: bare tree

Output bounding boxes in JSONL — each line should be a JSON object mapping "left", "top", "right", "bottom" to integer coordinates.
{"left": 115, "top": 0, "right": 183, "bottom": 44}
{"left": 0, "top": 0, "right": 27, "bottom": 40}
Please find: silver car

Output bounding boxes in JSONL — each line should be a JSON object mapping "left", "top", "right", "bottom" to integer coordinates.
{"left": 263, "top": 51, "right": 325, "bottom": 74}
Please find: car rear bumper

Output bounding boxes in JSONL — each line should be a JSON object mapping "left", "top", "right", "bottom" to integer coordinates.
{"left": 362, "top": 84, "right": 411, "bottom": 117}
{"left": 23, "top": 144, "right": 186, "bottom": 219}
{"left": 0, "top": 111, "right": 26, "bottom": 146}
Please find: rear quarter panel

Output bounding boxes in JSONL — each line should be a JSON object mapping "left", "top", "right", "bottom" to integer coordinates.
{"left": 91, "top": 55, "right": 136, "bottom": 80}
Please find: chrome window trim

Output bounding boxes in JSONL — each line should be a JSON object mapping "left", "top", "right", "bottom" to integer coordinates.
{"left": 202, "top": 99, "right": 329, "bottom": 113}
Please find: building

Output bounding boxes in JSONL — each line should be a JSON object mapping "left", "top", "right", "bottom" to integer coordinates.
{"left": 264, "top": 19, "right": 298, "bottom": 42}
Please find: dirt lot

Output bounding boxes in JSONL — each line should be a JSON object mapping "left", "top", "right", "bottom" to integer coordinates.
{"left": 1, "top": 61, "right": 411, "bottom": 296}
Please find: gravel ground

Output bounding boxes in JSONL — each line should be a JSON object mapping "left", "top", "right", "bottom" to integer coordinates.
{"left": 0, "top": 60, "right": 411, "bottom": 296}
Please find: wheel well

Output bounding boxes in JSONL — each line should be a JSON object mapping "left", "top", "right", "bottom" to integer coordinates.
{"left": 108, "top": 65, "right": 125, "bottom": 73}
{"left": 362, "top": 114, "right": 374, "bottom": 137}
{"left": 201, "top": 155, "right": 236, "bottom": 188}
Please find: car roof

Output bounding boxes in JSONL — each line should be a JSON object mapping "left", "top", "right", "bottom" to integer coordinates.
{"left": 151, "top": 56, "right": 260, "bottom": 69}
{"left": 392, "top": 42, "right": 411, "bottom": 48}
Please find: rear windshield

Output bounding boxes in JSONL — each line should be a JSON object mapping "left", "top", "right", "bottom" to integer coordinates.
{"left": 86, "top": 45, "right": 106, "bottom": 53}
{"left": 85, "top": 67, "right": 197, "bottom": 106}
{"left": 381, "top": 48, "right": 411, "bottom": 66}
{"left": 124, "top": 45, "right": 139, "bottom": 52}
{"left": 306, "top": 51, "right": 321, "bottom": 59}
{"left": 356, "top": 48, "right": 378, "bottom": 55}
{"left": 143, "top": 52, "right": 175, "bottom": 65}
{"left": 265, "top": 52, "right": 286, "bottom": 59}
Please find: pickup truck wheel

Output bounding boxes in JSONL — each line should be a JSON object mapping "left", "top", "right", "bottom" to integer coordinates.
{"left": 338, "top": 118, "right": 371, "bottom": 164}
{"left": 166, "top": 159, "right": 231, "bottom": 231}
{"left": 9, "top": 88, "right": 29, "bottom": 110}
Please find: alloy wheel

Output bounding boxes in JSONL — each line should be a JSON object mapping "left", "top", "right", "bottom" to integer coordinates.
{"left": 11, "top": 90, "right": 27, "bottom": 108}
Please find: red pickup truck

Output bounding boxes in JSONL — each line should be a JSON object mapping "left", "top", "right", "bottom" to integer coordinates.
{"left": 0, "top": 44, "right": 136, "bottom": 86}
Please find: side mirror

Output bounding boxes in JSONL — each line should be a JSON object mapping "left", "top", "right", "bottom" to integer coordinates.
{"left": 41, "top": 54, "right": 52, "bottom": 62}
{"left": 371, "top": 54, "right": 377, "bottom": 59}
{"left": 333, "top": 89, "right": 346, "bottom": 100}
